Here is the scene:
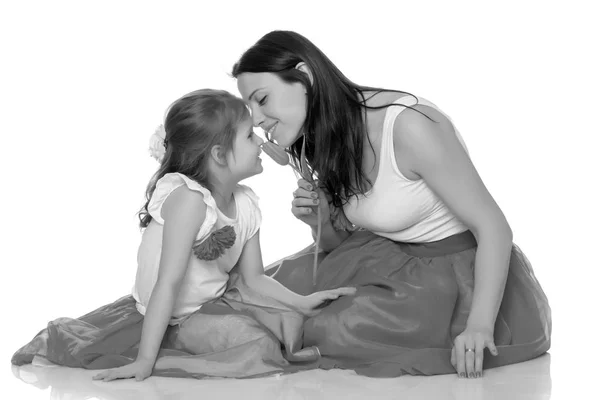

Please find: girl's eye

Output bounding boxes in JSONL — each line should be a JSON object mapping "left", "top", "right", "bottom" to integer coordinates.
{"left": 258, "top": 96, "right": 267, "bottom": 106}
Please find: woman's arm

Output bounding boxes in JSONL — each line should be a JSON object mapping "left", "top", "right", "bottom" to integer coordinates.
{"left": 394, "top": 105, "right": 511, "bottom": 376}
{"left": 395, "top": 106, "right": 512, "bottom": 327}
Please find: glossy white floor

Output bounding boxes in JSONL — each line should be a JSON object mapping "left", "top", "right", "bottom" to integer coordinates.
{"left": 10, "top": 356, "right": 552, "bottom": 400}
{"left": 3, "top": 351, "right": 592, "bottom": 400}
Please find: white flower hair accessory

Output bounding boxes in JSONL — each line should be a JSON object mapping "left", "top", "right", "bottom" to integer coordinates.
{"left": 149, "top": 124, "right": 167, "bottom": 162}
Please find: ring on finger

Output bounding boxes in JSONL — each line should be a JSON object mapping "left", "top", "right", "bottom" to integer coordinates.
{"left": 466, "top": 348, "right": 475, "bottom": 353}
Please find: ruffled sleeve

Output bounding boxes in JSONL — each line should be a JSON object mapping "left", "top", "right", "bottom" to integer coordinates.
{"left": 148, "top": 173, "right": 218, "bottom": 241}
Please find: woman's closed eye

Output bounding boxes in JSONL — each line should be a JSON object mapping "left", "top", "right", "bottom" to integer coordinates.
{"left": 258, "top": 95, "right": 267, "bottom": 106}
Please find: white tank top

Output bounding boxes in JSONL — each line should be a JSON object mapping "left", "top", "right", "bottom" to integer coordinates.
{"left": 343, "top": 96, "right": 468, "bottom": 243}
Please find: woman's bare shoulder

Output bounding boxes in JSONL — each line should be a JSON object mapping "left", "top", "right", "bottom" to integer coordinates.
{"left": 361, "top": 90, "right": 412, "bottom": 108}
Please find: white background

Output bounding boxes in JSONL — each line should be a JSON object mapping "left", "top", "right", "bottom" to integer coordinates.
{"left": 1, "top": 1, "right": 598, "bottom": 399}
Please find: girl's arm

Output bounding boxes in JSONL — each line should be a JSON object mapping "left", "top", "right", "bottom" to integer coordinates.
{"left": 237, "top": 230, "right": 355, "bottom": 314}
{"left": 394, "top": 105, "right": 512, "bottom": 377}
{"left": 137, "top": 186, "right": 207, "bottom": 363}
{"left": 94, "top": 185, "right": 206, "bottom": 381}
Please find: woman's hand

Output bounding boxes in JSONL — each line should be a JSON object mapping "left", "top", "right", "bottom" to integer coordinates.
{"left": 291, "top": 179, "right": 330, "bottom": 228}
{"left": 451, "top": 325, "right": 498, "bottom": 378}
{"left": 298, "top": 287, "right": 357, "bottom": 317}
{"left": 92, "top": 359, "right": 154, "bottom": 382}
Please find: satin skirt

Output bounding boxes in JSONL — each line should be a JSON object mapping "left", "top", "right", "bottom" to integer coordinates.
{"left": 11, "top": 271, "right": 320, "bottom": 379}
{"left": 268, "top": 230, "right": 551, "bottom": 377}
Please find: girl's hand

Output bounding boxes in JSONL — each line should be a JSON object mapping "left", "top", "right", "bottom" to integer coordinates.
{"left": 92, "top": 359, "right": 154, "bottom": 382}
{"left": 291, "top": 179, "right": 331, "bottom": 228}
{"left": 451, "top": 325, "right": 498, "bottom": 378}
{"left": 299, "top": 287, "right": 357, "bottom": 317}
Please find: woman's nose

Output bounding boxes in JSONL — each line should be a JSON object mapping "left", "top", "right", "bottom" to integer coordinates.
{"left": 250, "top": 106, "right": 265, "bottom": 127}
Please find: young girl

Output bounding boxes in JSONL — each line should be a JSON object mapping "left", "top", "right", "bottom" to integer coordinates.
{"left": 12, "top": 89, "right": 355, "bottom": 380}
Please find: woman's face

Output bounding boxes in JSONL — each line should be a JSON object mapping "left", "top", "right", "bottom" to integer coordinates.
{"left": 237, "top": 72, "right": 307, "bottom": 148}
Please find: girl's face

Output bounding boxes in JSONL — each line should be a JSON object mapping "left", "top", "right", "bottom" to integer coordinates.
{"left": 237, "top": 72, "right": 307, "bottom": 148}
{"left": 227, "top": 116, "right": 264, "bottom": 181}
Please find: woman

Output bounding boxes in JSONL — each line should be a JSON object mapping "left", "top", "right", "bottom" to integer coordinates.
{"left": 232, "top": 30, "right": 551, "bottom": 379}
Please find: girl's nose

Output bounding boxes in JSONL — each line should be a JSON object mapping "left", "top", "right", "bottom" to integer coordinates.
{"left": 255, "top": 134, "right": 265, "bottom": 146}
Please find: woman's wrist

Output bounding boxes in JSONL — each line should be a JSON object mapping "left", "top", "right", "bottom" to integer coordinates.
{"left": 465, "top": 315, "right": 495, "bottom": 331}
{"left": 465, "top": 293, "right": 501, "bottom": 331}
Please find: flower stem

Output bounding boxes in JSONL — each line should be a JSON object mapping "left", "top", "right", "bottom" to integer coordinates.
{"left": 313, "top": 207, "right": 321, "bottom": 287}
{"left": 299, "top": 137, "right": 320, "bottom": 289}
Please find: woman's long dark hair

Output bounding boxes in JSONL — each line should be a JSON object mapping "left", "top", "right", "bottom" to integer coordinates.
{"left": 138, "top": 89, "right": 248, "bottom": 228}
{"left": 232, "top": 30, "right": 422, "bottom": 207}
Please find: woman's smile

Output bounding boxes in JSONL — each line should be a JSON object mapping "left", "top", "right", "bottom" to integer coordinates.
{"left": 264, "top": 122, "right": 278, "bottom": 142}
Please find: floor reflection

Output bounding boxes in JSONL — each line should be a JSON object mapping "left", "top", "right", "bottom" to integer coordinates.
{"left": 11, "top": 354, "right": 551, "bottom": 400}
